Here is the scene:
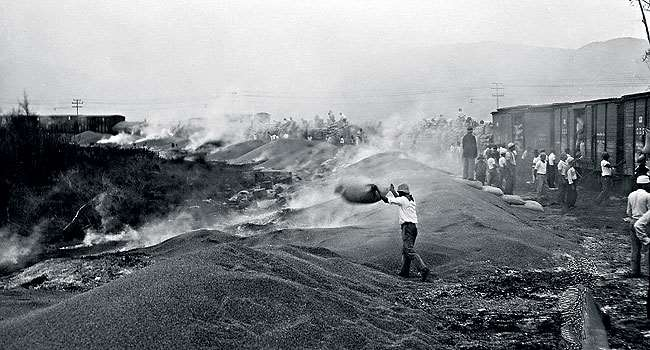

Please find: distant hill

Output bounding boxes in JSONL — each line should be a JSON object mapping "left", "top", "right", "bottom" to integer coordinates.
{"left": 335, "top": 37, "right": 650, "bottom": 120}
{"left": 2, "top": 37, "right": 650, "bottom": 122}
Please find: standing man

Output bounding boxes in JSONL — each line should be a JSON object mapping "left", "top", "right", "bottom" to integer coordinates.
{"left": 627, "top": 175, "right": 650, "bottom": 277}
{"left": 486, "top": 150, "right": 499, "bottom": 187}
{"left": 462, "top": 127, "right": 478, "bottom": 180}
{"left": 534, "top": 152, "right": 548, "bottom": 204}
{"left": 547, "top": 151, "right": 557, "bottom": 188}
{"left": 376, "top": 184, "right": 431, "bottom": 282}
{"left": 557, "top": 153, "right": 569, "bottom": 208}
{"left": 503, "top": 142, "right": 517, "bottom": 195}
{"left": 566, "top": 158, "right": 578, "bottom": 208}
{"left": 595, "top": 152, "right": 614, "bottom": 205}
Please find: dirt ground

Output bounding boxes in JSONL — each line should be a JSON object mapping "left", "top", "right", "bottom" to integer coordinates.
{"left": 2, "top": 148, "right": 650, "bottom": 349}
{"left": 516, "top": 180, "right": 650, "bottom": 349}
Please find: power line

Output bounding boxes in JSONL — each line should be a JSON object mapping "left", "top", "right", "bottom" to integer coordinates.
{"left": 72, "top": 99, "right": 83, "bottom": 116}
{"left": 490, "top": 83, "right": 504, "bottom": 109}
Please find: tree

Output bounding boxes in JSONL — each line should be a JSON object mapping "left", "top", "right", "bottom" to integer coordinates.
{"left": 630, "top": 0, "right": 650, "bottom": 61}
{"left": 18, "top": 90, "right": 31, "bottom": 116}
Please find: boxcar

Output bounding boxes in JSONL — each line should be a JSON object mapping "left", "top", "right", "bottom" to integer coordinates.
{"left": 491, "top": 92, "right": 650, "bottom": 192}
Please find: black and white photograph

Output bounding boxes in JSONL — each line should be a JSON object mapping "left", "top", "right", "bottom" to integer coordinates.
{"left": 4, "top": 1, "right": 650, "bottom": 348}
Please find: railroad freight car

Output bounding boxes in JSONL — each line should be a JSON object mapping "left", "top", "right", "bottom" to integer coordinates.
{"left": 38, "top": 115, "right": 125, "bottom": 134}
{"left": 491, "top": 92, "right": 650, "bottom": 192}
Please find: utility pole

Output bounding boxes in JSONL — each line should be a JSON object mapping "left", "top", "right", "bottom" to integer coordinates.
{"left": 72, "top": 99, "right": 84, "bottom": 116}
{"left": 490, "top": 83, "right": 504, "bottom": 109}
{"left": 638, "top": 0, "right": 650, "bottom": 45}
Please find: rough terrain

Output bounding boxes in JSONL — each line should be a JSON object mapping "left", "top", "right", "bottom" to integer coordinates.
{"left": 0, "top": 140, "right": 647, "bottom": 349}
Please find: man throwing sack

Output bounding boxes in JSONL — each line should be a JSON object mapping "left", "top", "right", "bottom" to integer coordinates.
{"left": 375, "top": 183, "right": 431, "bottom": 281}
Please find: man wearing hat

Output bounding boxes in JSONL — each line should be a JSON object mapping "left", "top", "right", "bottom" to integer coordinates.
{"left": 377, "top": 183, "right": 431, "bottom": 282}
{"left": 461, "top": 126, "right": 478, "bottom": 180}
{"left": 502, "top": 142, "right": 517, "bottom": 195}
{"left": 626, "top": 175, "right": 650, "bottom": 277}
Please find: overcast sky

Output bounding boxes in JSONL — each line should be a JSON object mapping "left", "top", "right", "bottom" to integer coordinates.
{"left": 1, "top": 0, "right": 648, "bottom": 122}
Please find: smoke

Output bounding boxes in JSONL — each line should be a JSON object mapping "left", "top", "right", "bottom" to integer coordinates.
{"left": 0, "top": 225, "right": 42, "bottom": 271}
{"left": 97, "top": 132, "right": 138, "bottom": 145}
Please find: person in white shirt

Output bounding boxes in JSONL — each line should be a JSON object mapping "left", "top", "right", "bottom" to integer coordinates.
{"left": 503, "top": 143, "right": 517, "bottom": 194}
{"left": 486, "top": 155, "right": 499, "bottom": 187}
{"left": 627, "top": 175, "right": 650, "bottom": 276}
{"left": 534, "top": 152, "right": 548, "bottom": 203}
{"left": 531, "top": 149, "right": 540, "bottom": 184}
{"left": 595, "top": 152, "right": 614, "bottom": 205}
{"left": 377, "top": 183, "right": 430, "bottom": 281}
{"left": 557, "top": 153, "right": 569, "bottom": 207}
{"left": 547, "top": 152, "right": 557, "bottom": 188}
{"left": 566, "top": 159, "right": 578, "bottom": 208}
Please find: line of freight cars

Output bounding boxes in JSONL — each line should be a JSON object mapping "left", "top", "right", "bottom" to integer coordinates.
{"left": 491, "top": 91, "right": 650, "bottom": 192}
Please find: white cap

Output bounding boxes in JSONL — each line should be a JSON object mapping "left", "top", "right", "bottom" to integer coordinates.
{"left": 637, "top": 175, "right": 650, "bottom": 184}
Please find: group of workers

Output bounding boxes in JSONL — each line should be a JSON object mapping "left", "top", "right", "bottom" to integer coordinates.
{"left": 460, "top": 126, "right": 594, "bottom": 208}
{"left": 626, "top": 154, "right": 650, "bottom": 278}
{"left": 460, "top": 126, "right": 518, "bottom": 195}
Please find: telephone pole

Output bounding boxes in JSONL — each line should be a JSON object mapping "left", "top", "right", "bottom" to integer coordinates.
{"left": 72, "top": 99, "right": 84, "bottom": 116}
{"left": 490, "top": 83, "right": 504, "bottom": 109}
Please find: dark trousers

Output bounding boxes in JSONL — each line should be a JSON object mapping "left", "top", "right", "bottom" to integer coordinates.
{"left": 595, "top": 176, "right": 613, "bottom": 204}
{"left": 547, "top": 165, "right": 556, "bottom": 188}
{"left": 503, "top": 169, "right": 515, "bottom": 195}
{"left": 630, "top": 223, "right": 644, "bottom": 276}
{"left": 557, "top": 178, "right": 567, "bottom": 206}
{"left": 486, "top": 169, "right": 499, "bottom": 187}
{"left": 567, "top": 183, "right": 577, "bottom": 207}
{"left": 462, "top": 157, "right": 475, "bottom": 180}
{"left": 400, "top": 222, "right": 426, "bottom": 275}
{"left": 535, "top": 173, "right": 548, "bottom": 202}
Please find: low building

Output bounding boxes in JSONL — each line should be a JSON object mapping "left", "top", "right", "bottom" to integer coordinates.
{"left": 38, "top": 115, "right": 125, "bottom": 134}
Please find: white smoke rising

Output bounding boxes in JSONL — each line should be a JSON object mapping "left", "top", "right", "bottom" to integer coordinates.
{"left": 0, "top": 227, "right": 40, "bottom": 267}
{"left": 97, "top": 132, "right": 138, "bottom": 145}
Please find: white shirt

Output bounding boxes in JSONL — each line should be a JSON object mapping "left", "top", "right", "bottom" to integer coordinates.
{"left": 499, "top": 156, "right": 506, "bottom": 168}
{"left": 487, "top": 157, "right": 496, "bottom": 170}
{"left": 548, "top": 153, "right": 556, "bottom": 165}
{"left": 532, "top": 156, "right": 540, "bottom": 169}
{"left": 627, "top": 189, "right": 650, "bottom": 219}
{"left": 506, "top": 151, "right": 516, "bottom": 166}
{"left": 567, "top": 167, "right": 577, "bottom": 184}
{"left": 535, "top": 160, "right": 547, "bottom": 175}
{"left": 387, "top": 193, "right": 418, "bottom": 224}
{"left": 557, "top": 160, "right": 568, "bottom": 176}
{"left": 601, "top": 160, "right": 612, "bottom": 176}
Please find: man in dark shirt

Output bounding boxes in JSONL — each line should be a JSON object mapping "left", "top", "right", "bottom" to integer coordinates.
{"left": 462, "top": 127, "right": 478, "bottom": 180}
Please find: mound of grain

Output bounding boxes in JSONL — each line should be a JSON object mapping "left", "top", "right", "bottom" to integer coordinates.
{"left": 262, "top": 152, "right": 573, "bottom": 275}
{"left": 206, "top": 139, "right": 266, "bottom": 161}
{"left": 72, "top": 131, "right": 111, "bottom": 145}
{"left": 456, "top": 178, "right": 483, "bottom": 190}
{"left": 230, "top": 139, "right": 340, "bottom": 177}
{"left": 0, "top": 243, "right": 450, "bottom": 349}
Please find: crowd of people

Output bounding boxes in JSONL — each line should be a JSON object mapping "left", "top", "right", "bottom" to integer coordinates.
{"left": 459, "top": 125, "right": 594, "bottom": 209}
{"left": 248, "top": 111, "right": 370, "bottom": 146}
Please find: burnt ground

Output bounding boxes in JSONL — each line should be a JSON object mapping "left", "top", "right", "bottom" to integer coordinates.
{"left": 2, "top": 168, "right": 650, "bottom": 348}
{"left": 518, "top": 182, "right": 650, "bottom": 349}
